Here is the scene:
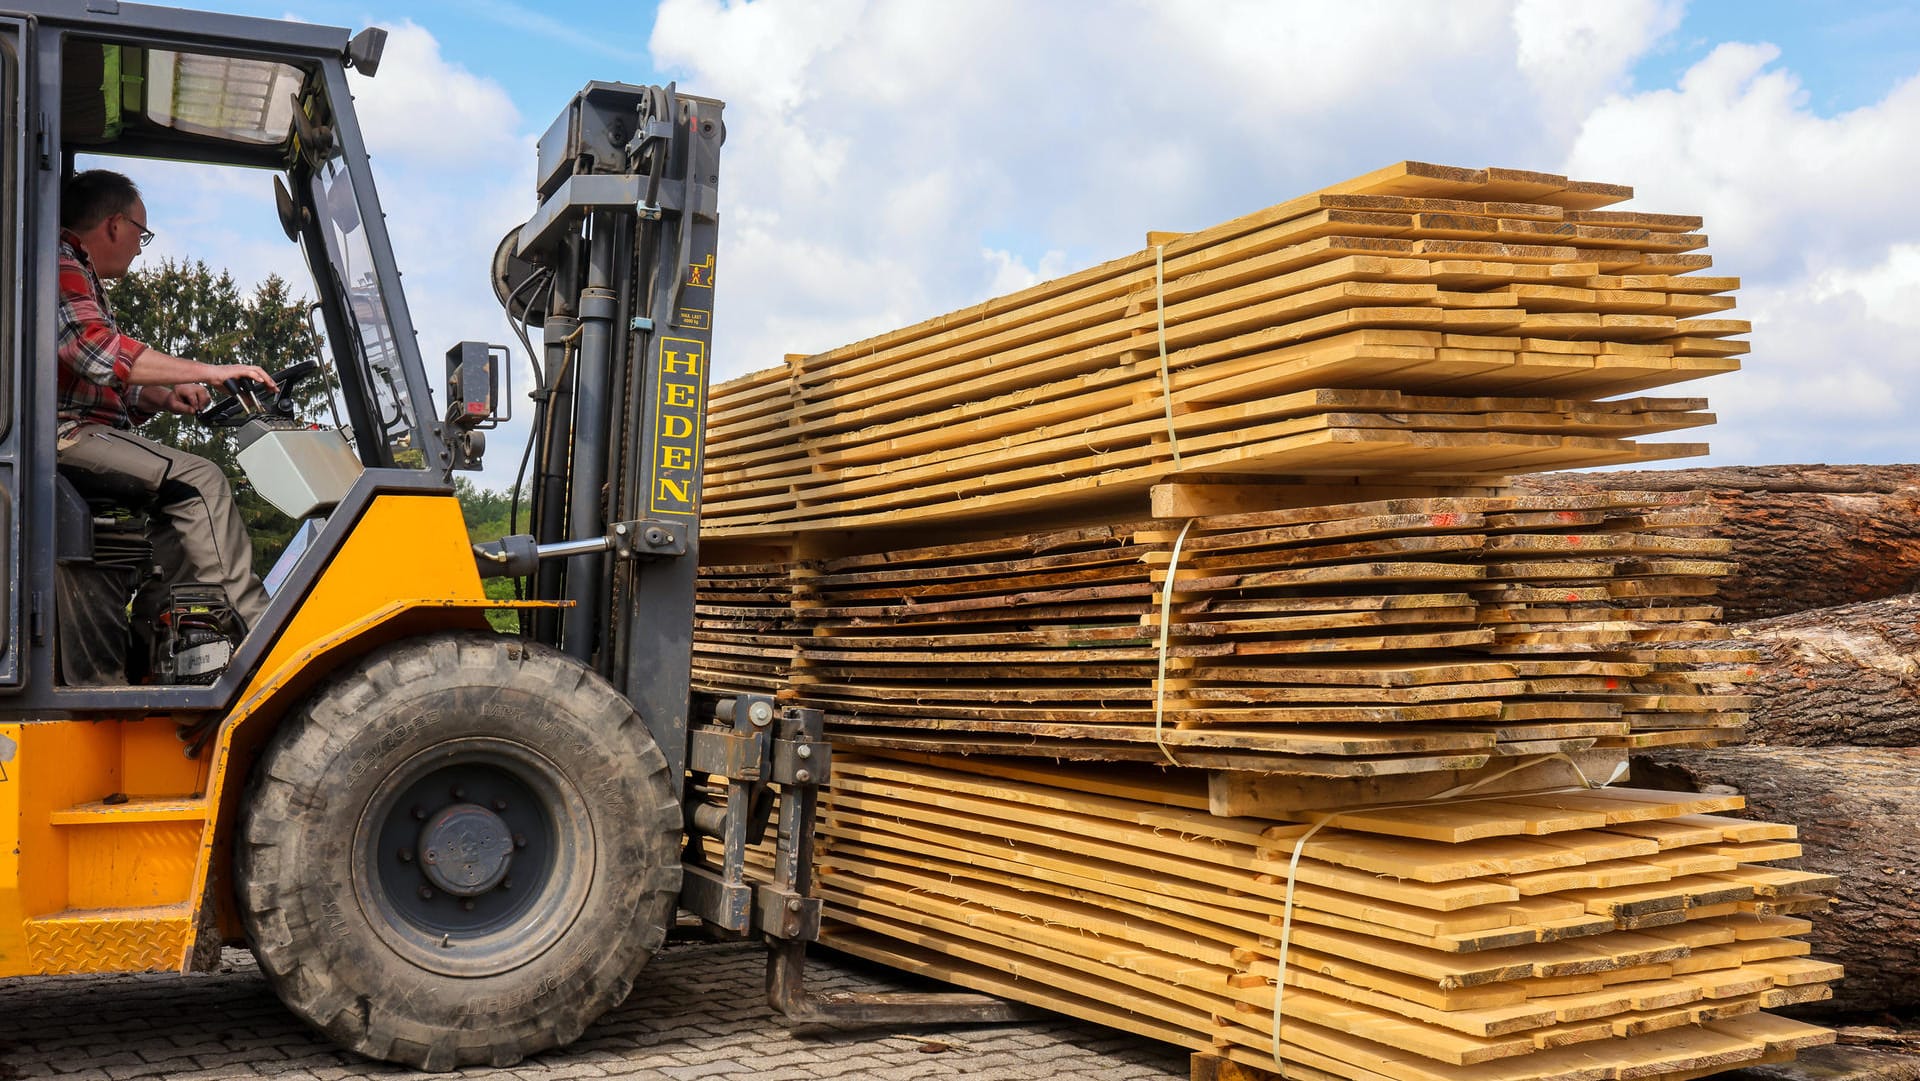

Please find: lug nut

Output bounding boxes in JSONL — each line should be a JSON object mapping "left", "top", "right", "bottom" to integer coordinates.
{"left": 493, "top": 798, "right": 508, "bottom": 812}
{"left": 398, "top": 848, "right": 414, "bottom": 863}
{"left": 514, "top": 834, "right": 527, "bottom": 849}
{"left": 501, "top": 878, "right": 513, "bottom": 891}
{"left": 452, "top": 786, "right": 467, "bottom": 800}
{"left": 411, "top": 805, "right": 427, "bottom": 821}
{"left": 418, "top": 886, "right": 435, "bottom": 901}
{"left": 461, "top": 900, "right": 476, "bottom": 912}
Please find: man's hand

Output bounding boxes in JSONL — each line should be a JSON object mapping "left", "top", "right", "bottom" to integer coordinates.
{"left": 203, "top": 362, "right": 279, "bottom": 394}
{"left": 166, "top": 384, "right": 212, "bottom": 414}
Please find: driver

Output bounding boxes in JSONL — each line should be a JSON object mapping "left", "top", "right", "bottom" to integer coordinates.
{"left": 56, "top": 169, "right": 277, "bottom": 630}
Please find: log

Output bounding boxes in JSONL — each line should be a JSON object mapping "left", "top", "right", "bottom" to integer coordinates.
{"left": 1706, "top": 595, "right": 1920, "bottom": 746}
{"left": 1634, "top": 744, "right": 1920, "bottom": 1013}
{"left": 1513, "top": 467, "right": 1920, "bottom": 621}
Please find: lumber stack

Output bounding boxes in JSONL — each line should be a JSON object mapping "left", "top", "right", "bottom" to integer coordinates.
{"left": 697, "top": 487, "right": 1743, "bottom": 776}
{"left": 692, "top": 558, "right": 801, "bottom": 697}
{"left": 700, "top": 162, "right": 1745, "bottom": 541}
{"left": 690, "top": 163, "right": 1833, "bottom": 1079}
{"left": 1145, "top": 489, "right": 1745, "bottom": 766}
{"left": 812, "top": 753, "right": 1837, "bottom": 1081}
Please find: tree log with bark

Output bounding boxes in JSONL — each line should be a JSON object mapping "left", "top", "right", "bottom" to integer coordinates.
{"left": 1701, "top": 595, "right": 1920, "bottom": 746}
{"left": 1514, "top": 466, "right": 1920, "bottom": 622}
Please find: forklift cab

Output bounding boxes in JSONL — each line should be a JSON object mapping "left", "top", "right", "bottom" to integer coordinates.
{"left": 0, "top": 5, "right": 949, "bottom": 1068}
{"left": 0, "top": 3, "right": 455, "bottom": 706}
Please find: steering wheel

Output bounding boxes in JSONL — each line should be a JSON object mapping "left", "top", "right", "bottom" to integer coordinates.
{"left": 197, "top": 360, "right": 321, "bottom": 428}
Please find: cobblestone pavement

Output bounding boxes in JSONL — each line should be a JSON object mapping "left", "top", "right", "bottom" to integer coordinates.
{"left": 0, "top": 943, "right": 1188, "bottom": 1081}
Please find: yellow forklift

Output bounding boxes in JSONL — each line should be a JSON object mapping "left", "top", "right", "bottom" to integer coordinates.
{"left": 0, "top": 1, "right": 1012, "bottom": 1069}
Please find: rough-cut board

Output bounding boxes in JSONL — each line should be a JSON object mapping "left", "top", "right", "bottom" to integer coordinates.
{"left": 802, "top": 752, "right": 1832, "bottom": 1080}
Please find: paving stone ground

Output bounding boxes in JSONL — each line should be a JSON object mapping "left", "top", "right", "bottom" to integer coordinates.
{"left": 3, "top": 943, "right": 1907, "bottom": 1081}
{"left": 0, "top": 943, "right": 1187, "bottom": 1081}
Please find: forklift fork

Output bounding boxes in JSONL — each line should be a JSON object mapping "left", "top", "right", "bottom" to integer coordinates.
{"left": 765, "top": 936, "right": 1042, "bottom": 1029}
{"left": 685, "top": 697, "right": 1038, "bottom": 1029}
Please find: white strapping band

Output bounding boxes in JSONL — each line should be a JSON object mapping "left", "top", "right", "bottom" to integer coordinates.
{"left": 1151, "top": 516, "right": 1198, "bottom": 767}
{"left": 1151, "top": 245, "right": 1181, "bottom": 467}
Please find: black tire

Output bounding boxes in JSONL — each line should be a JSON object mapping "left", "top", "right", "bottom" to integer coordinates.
{"left": 236, "top": 631, "right": 682, "bottom": 1070}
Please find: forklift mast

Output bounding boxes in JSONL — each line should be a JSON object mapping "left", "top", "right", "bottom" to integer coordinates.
{"left": 490, "top": 84, "right": 835, "bottom": 943}
{"left": 508, "top": 83, "right": 720, "bottom": 778}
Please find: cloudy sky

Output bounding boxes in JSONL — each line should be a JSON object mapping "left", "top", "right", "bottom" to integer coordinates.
{"left": 115, "top": 0, "right": 1920, "bottom": 491}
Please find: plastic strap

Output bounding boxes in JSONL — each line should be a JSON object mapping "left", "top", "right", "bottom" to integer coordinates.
{"left": 1151, "top": 517, "right": 1198, "bottom": 767}
{"left": 1151, "top": 245, "right": 1181, "bottom": 466}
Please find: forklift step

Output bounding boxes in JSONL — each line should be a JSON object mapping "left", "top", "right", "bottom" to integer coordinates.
{"left": 48, "top": 796, "right": 209, "bottom": 826}
{"left": 43, "top": 798, "right": 207, "bottom": 910}
{"left": 19, "top": 903, "right": 194, "bottom": 976}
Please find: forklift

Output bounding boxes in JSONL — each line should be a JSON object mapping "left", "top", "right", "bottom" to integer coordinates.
{"left": 0, "top": 1, "right": 1014, "bottom": 1069}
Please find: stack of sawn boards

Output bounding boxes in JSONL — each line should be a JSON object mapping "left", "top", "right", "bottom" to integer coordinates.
{"left": 809, "top": 753, "right": 1837, "bottom": 1081}
{"left": 693, "top": 162, "right": 1834, "bottom": 1079}
{"left": 699, "top": 161, "right": 1744, "bottom": 541}
{"left": 698, "top": 488, "right": 1746, "bottom": 777}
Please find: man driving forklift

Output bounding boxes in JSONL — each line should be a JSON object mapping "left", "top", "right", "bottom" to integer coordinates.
{"left": 54, "top": 169, "right": 277, "bottom": 637}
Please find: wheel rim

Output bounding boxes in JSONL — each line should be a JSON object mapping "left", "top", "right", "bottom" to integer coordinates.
{"left": 352, "top": 737, "right": 595, "bottom": 977}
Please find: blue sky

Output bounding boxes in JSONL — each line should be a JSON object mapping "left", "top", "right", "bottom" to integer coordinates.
{"left": 112, "top": 1, "right": 1920, "bottom": 488}
{"left": 1635, "top": 1, "right": 1920, "bottom": 112}
{"left": 186, "top": 2, "right": 1919, "bottom": 135}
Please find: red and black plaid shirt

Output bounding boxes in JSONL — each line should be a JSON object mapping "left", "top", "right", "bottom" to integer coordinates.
{"left": 56, "top": 230, "right": 153, "bottom": 437}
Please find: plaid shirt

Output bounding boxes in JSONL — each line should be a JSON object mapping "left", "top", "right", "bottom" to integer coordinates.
{"left": 56, "top": 230, "right": 153, "bottom": 438}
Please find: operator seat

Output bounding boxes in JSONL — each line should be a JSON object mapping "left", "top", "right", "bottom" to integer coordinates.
{"left": 53, "top": 464, "right": 154, "bottom": 685}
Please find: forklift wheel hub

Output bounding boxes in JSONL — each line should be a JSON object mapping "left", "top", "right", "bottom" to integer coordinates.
{"left": 419, "top": 803, "right": 514, "bottom": 895}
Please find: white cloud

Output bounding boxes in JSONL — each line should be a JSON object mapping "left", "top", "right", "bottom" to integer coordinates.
{"left": 1568, "top": 45, "right": 1920, "bottom": 277}
{"left": 1810, "top": 242, "right": 1920, "bottom": 325}
{"left": 347, "top": 21, "right": 524, "bottom": 167}
{"left": 1565, "top": 45, "right": 1920, "bottom": 466}
{"left": 344, "top": 21, "right": 538, "bottom": 490}
{"left": 649, "top": 0, "right": 1563, "bottom": 380}
{"left": 982, "top": 248, "right": 1072, "bottom": 298}
{"left": 1512, "top": 0, "right": 1684, "bottom": 128}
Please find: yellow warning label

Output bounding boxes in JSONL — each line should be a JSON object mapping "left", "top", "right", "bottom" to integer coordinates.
{"left": 687, "top": 254, "right": 715, "bottom": 288}
{"left": 650, "top": 336, "right": 706, "bottom": 516}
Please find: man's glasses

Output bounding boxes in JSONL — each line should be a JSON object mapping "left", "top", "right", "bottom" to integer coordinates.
{"left": 119, "top": 213, "right": 154, "bottom": 248}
